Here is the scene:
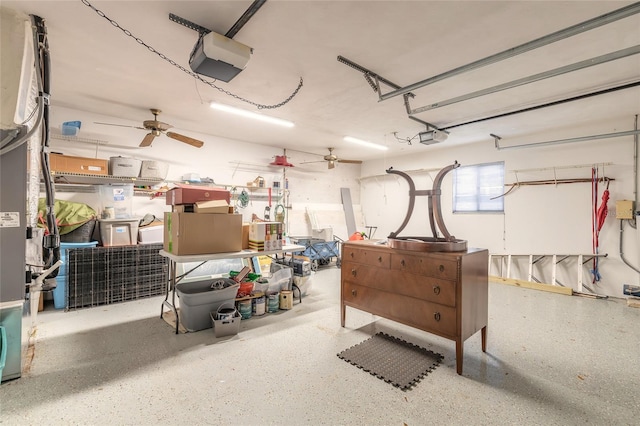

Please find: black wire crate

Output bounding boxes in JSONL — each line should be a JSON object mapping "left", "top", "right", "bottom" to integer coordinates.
{"left": 66, "top": 243, "right": 168, "bottom": 309}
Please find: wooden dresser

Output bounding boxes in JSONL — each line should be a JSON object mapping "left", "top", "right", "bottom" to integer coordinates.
{"left": 341, "top": 240, "right": 489, "bottom": 375}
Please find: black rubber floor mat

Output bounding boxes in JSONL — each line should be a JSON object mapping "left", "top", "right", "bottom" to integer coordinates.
{"left": 337, "top": 332, "right": 443, "bottom": 390}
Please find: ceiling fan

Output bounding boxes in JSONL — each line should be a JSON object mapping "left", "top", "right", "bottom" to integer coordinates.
{"left": 303, "top": 147, "right": 363, "bottom": 169}
{"left": 95, "top": 109, "right": 204, "bottom": 148}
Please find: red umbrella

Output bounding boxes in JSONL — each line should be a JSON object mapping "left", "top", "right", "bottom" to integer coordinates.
{"left": 595, "top": 181, "right": 610, "bottom": 233}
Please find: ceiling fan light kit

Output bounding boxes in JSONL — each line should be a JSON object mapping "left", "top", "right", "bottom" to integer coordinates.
{"left": 95, "top": 109, "right": 204, "bottom": 148}
{"left": 210, "top": 102, "right": 294, "bottom": 127}
{"left": 301, "top": 148, "right": 363, "bottom": 169}
{"left": 343, "top": 136, "right": 388, "bottom": 151}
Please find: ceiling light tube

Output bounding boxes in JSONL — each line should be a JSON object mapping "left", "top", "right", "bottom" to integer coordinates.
{"left": 210, "top": 102, "right": 294, "bottom": 127}
{"left": 343, "top": 136, "right": 388, "bottom": 150}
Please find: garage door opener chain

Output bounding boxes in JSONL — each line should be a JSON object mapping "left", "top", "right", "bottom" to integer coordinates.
{"left": 80, "top": 0, "right": 303, "bottom": 110}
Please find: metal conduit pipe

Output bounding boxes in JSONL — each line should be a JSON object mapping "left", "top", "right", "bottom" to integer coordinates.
{"left": 379, "top": 2, "right": 640, "bottom": 101}
{"left": 620, "top": 220, "right": 640, "bottom": 274}
{"left": 620, "top": 114, "right": 640, "bottom": 274}
{"left": 634, "top": 114, "right": 639, "bottom": 214}
{"left": 494, "top": 130, "right": 640, "bottom": 151}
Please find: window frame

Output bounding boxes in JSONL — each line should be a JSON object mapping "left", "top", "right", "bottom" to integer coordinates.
{"left": 452, "top": 161, "right": 505, "bottom": 214}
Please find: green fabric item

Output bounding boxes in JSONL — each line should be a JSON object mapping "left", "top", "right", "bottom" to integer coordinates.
{"left": 37, "top": 199, "right": 97, "bottom": 235}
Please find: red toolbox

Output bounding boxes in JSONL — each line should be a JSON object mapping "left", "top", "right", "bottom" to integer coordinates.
{"left": 166, "top": 184, "right": 230, "bottom": 206}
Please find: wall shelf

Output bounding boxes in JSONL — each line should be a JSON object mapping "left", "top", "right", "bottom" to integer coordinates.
{"left": 43, "top": 172, "right": 166, "bottom": 196}
{"left": 49, "top": 171, "right": 164, "bottom": 186}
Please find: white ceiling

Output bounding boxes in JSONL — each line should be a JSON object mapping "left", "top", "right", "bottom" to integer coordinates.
{"left": 4, "top": 1, "right": 640, "bottom": 161}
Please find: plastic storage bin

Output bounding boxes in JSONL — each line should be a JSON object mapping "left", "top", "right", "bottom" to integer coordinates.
{"left": 99, "top": 184, "right": 134, "bottom": 219}
{"left": 53, "top": 241, "right": 99, "bottom": 309}
{"left": 98, "top": 218, "right": 139, "bottom": 247}
{"left": 176, "top": 280, "right": 240, "bottom": 332}
{"left": 139, "top": 160, "right": 169, "bottom": 179}
{"left": 109, "top": 156, "right": 142, "bottom": 177}
{"left": 210, "top": 303, "right": 241, "bottom": 338}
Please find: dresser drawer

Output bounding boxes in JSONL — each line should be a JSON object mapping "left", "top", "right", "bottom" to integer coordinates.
{"left": 342, "top": 246, "right": 390, "bottom": 268}
{"left": 341, "top": 261, "right": 456, "bottom": 307}
{"left": 391, "top": 253, "right": 458, "bottom": 280}
{"left": 342, "top": 282, "right": 457, "bottom": 336}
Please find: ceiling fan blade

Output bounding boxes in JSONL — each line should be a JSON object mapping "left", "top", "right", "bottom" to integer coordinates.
{"left": 140, "top": 132, "right": 157, "bottom": 147}
{"left": 95, "top": 121, "right": 146, "bottom": 130}
{"left": 300, "top": 160, "right": 326, "bottom": 164}
{"left": 328, "top": 160, "right": 335, "bottom": 169}
{"left": 166, "top": 131, "right": 204, "bottom": 148}
{"left": 337, "top": 159, "right": 363, "bottom": 164}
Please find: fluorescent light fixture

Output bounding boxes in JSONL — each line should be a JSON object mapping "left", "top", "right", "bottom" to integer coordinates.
{"left": 419, "top": 130, "right": 448, "bottom": 145}
{"left": 343, "top": 136, "right": 388, "bottom": 151}
{"left": 210, "top": 102, "right": 294, "bottom": 127}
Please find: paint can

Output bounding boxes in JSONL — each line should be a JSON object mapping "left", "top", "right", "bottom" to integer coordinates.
{"left": 279, "top": 290, "right": 293, "bottom": 310}
{"left": 266, "top": 291, "right": 280, "bottom": 313}
{"left": 237, "top": 299, "right": 252, "bottom": 319}
{"left": 216, "top": 305, "right": 237, "bottom": 321}
{"left": 252, "top": 293, "right": 266, "bottom": 316}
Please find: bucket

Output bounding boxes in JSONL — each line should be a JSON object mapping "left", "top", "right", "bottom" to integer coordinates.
{"left": 252, "top": 294, "right": 266, "bottom": 316}
{"left": 211, "top": 302, "right": 241, "bottom": 338}
{"left": 237, "top": 299, "right": 252, "bottom": 319}
{"left": 237, "top": 281, "right": 254, "bottom": 298}
{"left": 266, "top": 291, "right": 280, "bottom": 313}
{"left": 215, "top": 304, "right": 238, "bottom": 321}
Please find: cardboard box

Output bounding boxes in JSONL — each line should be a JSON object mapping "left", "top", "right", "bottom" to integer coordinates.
{"left": 173, "top": 202, "right": 234, "bottom": 213}
{"left": 164, "top": 212, "right": 242, "bottom": 255}
{"left": 194, "top": 200, "right": 231, "bottom": 214}
{"left": 249, "top": 221, "right": 283, "bottom": 251}
{"left": 616, "top": 200, "right": 634, "bottom": 220}
{"left": 172, "top": 204, "right": 194, "bottom": 213}
{"left": 49, "top": 153, "right": 108, "bottom": 175}
{"left": 166, "top": 184, "right": 230, "bottom": 206}
{"left": 242, "top": 223, "right": 250, "bottom": 249}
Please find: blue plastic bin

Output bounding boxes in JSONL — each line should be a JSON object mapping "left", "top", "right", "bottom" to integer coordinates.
{"left": 53, "top": 241, "right": 98, "bottom": 309}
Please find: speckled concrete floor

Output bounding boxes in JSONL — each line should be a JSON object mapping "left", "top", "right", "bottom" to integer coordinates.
{"left": 1, "top": 268, "right": 638, "bottom": 425}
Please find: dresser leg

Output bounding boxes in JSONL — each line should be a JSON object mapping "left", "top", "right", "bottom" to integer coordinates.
{"left": 340, "top": 303, "right": 345, "bottom": 327}
{"left": 481, "top": 326, "right": 487, "bottom": 352}
{"left": 455, "top": 338, "right": 463, "bottom": 375}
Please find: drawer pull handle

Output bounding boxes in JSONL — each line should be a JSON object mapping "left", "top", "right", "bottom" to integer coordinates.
{"left": 378, "top": 256, "right": 382, "bottom": 263}
{"left": 351, "top": 289, "right": 357, "bottom": 297}
{"left": 350, "top": 252, "right": 354, "bottom": 258}
{"left": 434, "top": 312, "right": 441, "bottom": 321}
{"left": 401, "top": 259, "right": 405, "bottom": 267}
{"left": 439, "top": 264, "right": 445, "bottom": 272}
{"left": 433, "top": 285, "right": 441, "bottom": 295}
{"left": 351, "top": 269, "right": 357, "bottom": 277}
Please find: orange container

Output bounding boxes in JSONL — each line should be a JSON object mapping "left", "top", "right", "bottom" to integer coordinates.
{"left": 237, "top": 281, "right": 254, "bottom": 298}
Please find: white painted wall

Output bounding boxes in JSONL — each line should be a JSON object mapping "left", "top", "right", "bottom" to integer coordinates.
{"left": 42, "top": 108, "right": 640, "bottom": 298}
{"left": 46, "top": 106, "right": 363, "bottom": 241}
{"left": 360, "top": 118, "right": 639, "bottom": 298}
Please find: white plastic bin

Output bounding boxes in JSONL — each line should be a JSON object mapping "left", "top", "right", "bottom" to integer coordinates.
{"left": 98, "top": 218, "right": 139, "bottom": 246}
{"left": 109, "top": 156, "right": 142, "bottom": 177}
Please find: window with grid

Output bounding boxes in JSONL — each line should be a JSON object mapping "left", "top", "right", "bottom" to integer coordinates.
{"left": 453, "top": 162, "right": 505, "bottom": 213}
